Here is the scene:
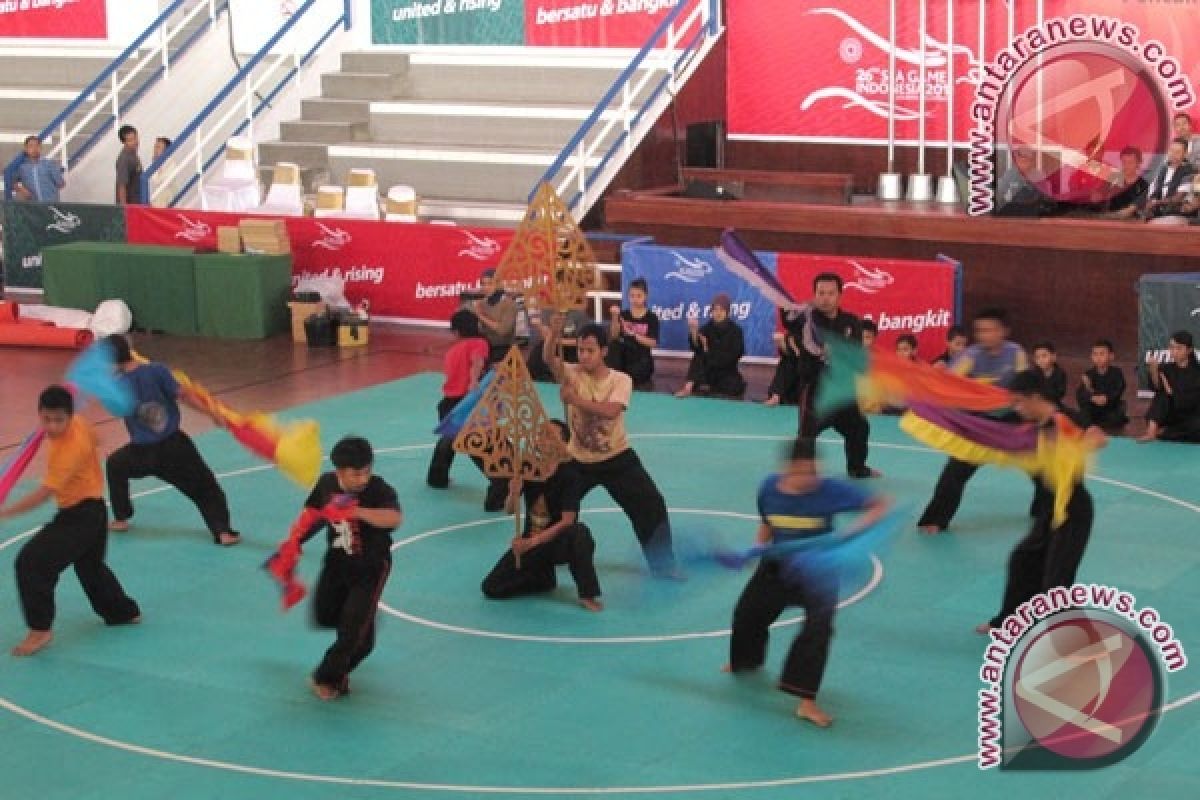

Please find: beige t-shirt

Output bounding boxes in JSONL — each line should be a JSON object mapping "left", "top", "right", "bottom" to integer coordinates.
{"left": 564, "top": 364, "right": 632, "bottom": 463}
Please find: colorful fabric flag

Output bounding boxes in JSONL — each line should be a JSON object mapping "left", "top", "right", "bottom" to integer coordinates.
{"left": 434, "top": 370, "right": 496, "bottom": 437}
{"left": 0, "top": 430, "right": 46, "bottom": 506}
{"left": 715, "top": 229, "right": 802, "bottom": 311}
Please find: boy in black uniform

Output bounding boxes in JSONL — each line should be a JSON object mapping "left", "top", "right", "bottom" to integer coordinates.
{"left": 277, "top": 436, "right": 401, "bottom": 700}
{"left": 1075, "top": 339, "right": 1127, "bottom": 429}
{"left": 977, "top": 370, "right": 1106, "bottom": 633}
{"left": 481, "top": 421, "right": 602, "bottom": 611}
{"left": 788, "top": 273, "right": 880, "bottom": 479}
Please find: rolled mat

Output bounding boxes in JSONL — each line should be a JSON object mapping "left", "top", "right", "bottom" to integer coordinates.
{"left": 0, "top": 301, "right": 18, "bottom": 324}
{"left": 0, "top": 325, "right": 94, "bottom": 349}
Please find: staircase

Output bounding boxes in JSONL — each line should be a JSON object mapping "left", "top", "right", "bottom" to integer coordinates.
{"left": 257, "top": 50, "right": 659, "bottom": 226}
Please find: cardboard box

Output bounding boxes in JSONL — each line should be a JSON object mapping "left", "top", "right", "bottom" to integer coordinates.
{"left": 216, "top": 226, "right": 241, "bottom": 254}
{"left": 239, "top": 219, "right": 290, "bottom": 255}
{"left": 337, "top": 318, "right": 369, "bottom": 347}
{"left": 287, "top": 300, "right": 326, "bottom": 343}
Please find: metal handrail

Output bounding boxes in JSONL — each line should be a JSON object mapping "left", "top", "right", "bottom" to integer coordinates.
{"left": 141, "top": 0, "right": 351, "bottom": 206}
{"left": 530, "top": 0, "right": 720, "bottom": 213}
{"left": 2, "top": 0, "right": 229, "bottom": 199}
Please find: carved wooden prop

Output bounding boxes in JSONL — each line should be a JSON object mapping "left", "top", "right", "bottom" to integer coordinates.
{"left": 493, "top": 182, "right": 598, "bottom": 312}
{"left": 453, "top": 345, "right": 569, "bottom": 555}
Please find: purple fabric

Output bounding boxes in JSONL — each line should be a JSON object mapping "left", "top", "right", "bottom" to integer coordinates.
{"left": 715, "top": 229, "right": 800, "bottom": 310}
{"left": 908, "top": 402, "right": 1038, "bottom": 452}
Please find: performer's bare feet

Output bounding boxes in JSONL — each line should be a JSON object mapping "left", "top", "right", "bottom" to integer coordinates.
{"left": 918, "top": 524, "right": 944, "bottom": 535}
{"left": 763, "top": 394, "right": 781, "bottom": 407}
{"left": 795, "top": 698, "right": 833, "bottom": 728}
{"left": 1136, "top": 422, "right": 1159, "bottom": 443}
{"left": 108, "top": 520, "right": 130, "bottom": 532}
{"left": 579, "top": 597, "right": 603, "bottom": 612}
{"left": 11, "top": 630, "right": 53, "bottom": 656}
{"left": 720, "top": 662, "right": 760, "bottom": 674}
{"left": 217, "top": 532, "right": 241, "bottom": 546}
{"left": 974, "top": 622, "right": 995, "bottom": 635}
{"left": 310, "top": 680, "right": 343, "bottom": 701}
{"left": 674, "top": 382, "right": 694, "bottom": 398}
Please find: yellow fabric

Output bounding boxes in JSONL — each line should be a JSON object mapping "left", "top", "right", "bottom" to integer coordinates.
{"left": 44, "top": 416, "right": 103, "bottom": 508}
{"left": 765, "top": 514, "right": 827, "bottom": 531}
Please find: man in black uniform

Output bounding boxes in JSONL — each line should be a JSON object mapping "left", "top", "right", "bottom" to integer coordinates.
{"left": 786, "top": 273, "right": 880, "bottom": 479}
{"left": 281, "top": 436, "right": 402, "bottom": 700}
{"left": 977, "top": 370, "right": 1106, "bottom": 633}
{"left": 481, "top": 421, "right": 602, "bottom": 611}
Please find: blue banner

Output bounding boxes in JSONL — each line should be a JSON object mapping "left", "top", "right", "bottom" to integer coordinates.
{"left": 621, "top": 243, "right": 780, "bottom": 359}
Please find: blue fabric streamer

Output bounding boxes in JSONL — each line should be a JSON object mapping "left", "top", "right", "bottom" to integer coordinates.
{"left": 433, "top": 370, "right": 496, "bottom": 437}
{"left": 65, "top": 340, "right": 136, "bottom": 417}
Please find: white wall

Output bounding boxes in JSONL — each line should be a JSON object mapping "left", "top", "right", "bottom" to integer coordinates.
{"left": 229, "top": 0, "right": 345, "bottom": 55}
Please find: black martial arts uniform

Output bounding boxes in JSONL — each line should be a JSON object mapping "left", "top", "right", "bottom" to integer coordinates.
{"left": 106, "top": 361, "right": 235, "bottom": 543}
{"left": 481, "top": 468, "right": 600, "bottom": 601}
{"left": 1147, "top": 358, "right": 1200, "bottom": 443}
{"left": 606, "top": 309, "right": 659, "bottom": 387}
{"left": 684, "top": 317, "right": 746, "bottom": 397}
{"left": 302, "top": 472, "right": 400, "bottom": 692}
{"left": 1075, "top": 365, "right": 1128, "bottom": 429}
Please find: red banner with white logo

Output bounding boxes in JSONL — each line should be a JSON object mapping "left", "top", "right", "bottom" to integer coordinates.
{"left": 775, "top": 253, "right": 958, "bottom": 359}
{"left": 728, "top": 1, "right": 1200, "bottom": 143}
{"left": 524, "top": 0, "right": 678, "bottom": 47}
{"left": 124, "top": 208, "right": 514, "bottom": 324}
{"left": 0, "top": 0, "right": 108, "bottom": 39}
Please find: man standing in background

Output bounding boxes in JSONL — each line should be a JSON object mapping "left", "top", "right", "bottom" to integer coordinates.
{"left": 115, "top": 125, "right": 143, "bottom": 205}
{"left": 13, "top": 136, "right": 65, "bottom": 203}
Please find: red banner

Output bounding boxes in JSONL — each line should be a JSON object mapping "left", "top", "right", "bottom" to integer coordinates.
{"left": 728, "top": 1, "right": 1200, "bottom": 143}
{"left": 524, "top": 0, "right": 677, "bottom": 47}
{"left": 775, "top": 253, "right": 958, "bottom": 359}
{"left": 125, "top": 208, "right": 514, "bottom": 324}
{"left": 0, "top": 0, "right": 107, "bottom": 39}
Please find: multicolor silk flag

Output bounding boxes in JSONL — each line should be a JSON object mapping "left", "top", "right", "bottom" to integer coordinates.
{"left": 900, "top": 403, "right": 1093, "bottom": 528}
{"left": 0, "top": 430, "right": 46, "bottom": 506}
{"left": 715, "top": 229, "right": 802, "bottom": 311}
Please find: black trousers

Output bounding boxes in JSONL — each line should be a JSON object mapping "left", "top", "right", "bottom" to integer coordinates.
{"left": 606, "top": 339, "right": 654, "bottom": 385}
{"left": 797, "top": 380, "right": 870, "bottom": 472}
{"left": 107, "top": 431, "right": 232, "bottom": 542}
{"left": 918, "top": 458, "right": 1043, "bottom": 530}
{"left": 427, "top": 395, "right": 508, "bottom": 504}
{"left": 562, "top": 449, "right": 675, "bottom": 572}
{"left": 685, "top": 353, "right": 746, "bottom": 397}
{"left": 1075, "top": 388, "right": 1127, "bottom": 429}
{"left": 481, "top": 523, "right": 601, "bottom": 600}
{"left": 312, "top": 550, "right": 392, "bottom": 687}
{"left": 989, "top": 489, "right": 1093, "bottom": 627}
{"left": 15, "top": 499, "right": 140, "bottom": 632}
{"left": 1147, "top": 391, "right": 1200, "bottom": 442}
{"left": 729, "top": 559, "right": 838, "bottom": 699}
{"left": 767, "top": 351, "right": 800, "bottom": 404}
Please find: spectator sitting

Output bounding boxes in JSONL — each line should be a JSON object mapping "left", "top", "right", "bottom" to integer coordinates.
{"left": 676, "top": 293, "right": 747, "bottom": 399}
{"left": 605, "top": 277, "right": 659, "bottom": 389}
{"left": 1076, "top": 339, "right": 1128, "bottom": 430}
{"left": 1032, "top": 341, "right": 1067, "bottom": 410}
{"left": 526, "top": 299, "right": 589, "bottom": 382}
{"left": 1173, "top": 112, "right": 1200, "bottom": 171}
{"left": 13, "top": 135, "right": 65, "bottom": 203}
{"left": 1138, "top": 330, "right": 1200, "bottom": 443}
{"left": 880, "top": 334, "right": 919, "bottom": 416}
{"left": 1101, "top": 146, "right": 1149, "bottom": 218}
{"left": 1140, "top": 138, "right": 1196, "bottom": 223}
{"left": 933, "top": 325, "right": 969, "bottom": 368}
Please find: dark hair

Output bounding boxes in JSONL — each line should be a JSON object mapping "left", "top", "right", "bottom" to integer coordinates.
{"left": 1033, "top": 340, "right": 1055, "bottom": 354}
{"left": 1092, "top": 338, "right": 1115, "bottom": 353}
{"left": 1171, "top": 330, "right": 1195, "bottom": 349}
{"left": 450, "top": 309, "right": 480, "bottom": 338}
{"left": 1008, "top": 369, "right": 1053, "bottom": 400}
{"left": 789, "top": 436, "right": 817, "bottom": 462}
{"left": 23, "top": 135, "right": 39, "bottom": 147}
{"left": 331, "top": 436, "right": 373, "bottom": 469}
{"left": 629, "top": 278, "right": 648, "bottom": 294}
{"left": 118, "top": 124, "right": 137, "bottom": 143}
{"left": 155, "top": 137, "right": 172, "bottom": 150}
{"left": 861, "top": 318, "right": 878, "bottom": 334}
{"left": 38, "top": 385, "right": 74, "bottom": 414}
{"left": 1171, "top": 136, "right": 1190, "bottom": 153}
{"left": 974, "top": 307, "right": 1009, "bottom": 326}
{"left": 947, "top": 325, "right": 968, "bottom": 341}
{"left": 897, "top": 334, "right": 918, "bottom": 349}
{"left": 813, "top": 272, "right": 843, "bottom": 292}
{"left": 104, "top": 334, "right": 133, "bottom": 365}
{"left": 1118, "top": 146, "right": 1142, "bottom": 161}
{"left": 577, "top": 323, "right": 608, "bottom": 348}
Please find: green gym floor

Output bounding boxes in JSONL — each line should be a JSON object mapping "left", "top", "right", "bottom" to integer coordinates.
{"left": 0, "top": 373, "right": 1196, "bottom": 799}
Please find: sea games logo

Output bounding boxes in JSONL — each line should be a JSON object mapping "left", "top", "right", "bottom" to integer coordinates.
{"left": 174, "top": 214, "right": 212, "bottom": 243}
{"left": 967, "top": 15, "right": 1195, "bottom": 215}
{"left": 45, "top": 206, "right": 81, "bottom": 235}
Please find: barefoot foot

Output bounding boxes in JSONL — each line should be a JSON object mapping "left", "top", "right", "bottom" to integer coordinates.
{"left": 11, "top": 629, "right": 53, "bottom": 657}
{"left": 217, "top": 532, "right": 241, "bottom": 546}
{"left": 310, "top": 680, "right": 344, "bottom": 701}
{"left": 796, "top": 698, "right": 833, "bottom": 728}
{"left": 674, "top": 382, "right": 694, "bottom": 398}
{"left": 918, "top": 524, "right": 944, "bottom": 536}
{"left": 108, "top": 520, "right": 130, "bottom": 532}
{"left": 579, "top": 597, "right": 603, "bottom": 612}
{"left": 974, "top": 622, "right": 995, "bottom": 635}
{"left": 763, "top": 394, "right": 781, "bottom": 407}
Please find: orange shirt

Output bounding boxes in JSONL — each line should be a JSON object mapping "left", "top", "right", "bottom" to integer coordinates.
{"left": 44, "top": 416, "right": 104, "bottom": 509}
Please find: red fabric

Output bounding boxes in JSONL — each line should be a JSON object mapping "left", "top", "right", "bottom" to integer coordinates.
{"left": 524, "top": 0, "right": 679, "bottom": 46}
{"left": 0, "top": 0, "right": 107, "bottom": 39}
{"left": 264, "top": 500, "right": 358, "bottom": 612}
{"left": 125, "top": 207, "right": 513, "bottom": 324}
{"left": 442, "top": 337, "right": 490, "bottom": 396}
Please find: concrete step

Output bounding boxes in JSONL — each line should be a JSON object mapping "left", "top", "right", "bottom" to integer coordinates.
{"left": 0, "top": 93, "right": 93, "bottom": 131}
{"left": 0, "top": 53, "right": 119, "bottom": 87}
{"left": 257, "top": 140, "right": 330, "bottom": 172}
{"left": 280, "top": 119, "right": 368, "bottom": 144}
{"left": 417, "top": 197, "right": 527, "bottom": 227}
{"left": 321, "top": 72, "right": 406, "bottom": 101}
{"left": 367, "top": 102, "right": 618, "bottom": 150}
{"left": 400, "top": 62, "right": 661, "bottom": 105}
{"left": 340, "top": 51, "right": 409, "bottom": 77}
{"left": 301, "top": 97, "right": 370, "bottom": 124}
{"left": 328, "top": 142, "right": 597, "bottom": 205}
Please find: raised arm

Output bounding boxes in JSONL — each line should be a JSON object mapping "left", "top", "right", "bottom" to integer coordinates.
{"left": 542, "top": 311, "right": 567, "bottom": 383}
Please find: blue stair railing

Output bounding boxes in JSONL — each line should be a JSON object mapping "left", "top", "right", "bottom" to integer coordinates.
{"left": 141, "top": 0, "right": 352, "bottom": 208}
{"left": 531, "top": 0, "right": 721, "bottom": 216}
{"left": 2, "top": 0, "right": 230, "bottom": 199}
